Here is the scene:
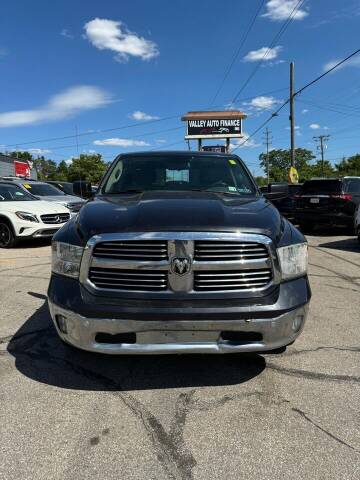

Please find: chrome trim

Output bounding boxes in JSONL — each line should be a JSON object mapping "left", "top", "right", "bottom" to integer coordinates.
{"left": 49, "top": 300, "right": 308, "bottom": 355}
{"left": 79, "top": 232, "right": 281, "bottom": 298}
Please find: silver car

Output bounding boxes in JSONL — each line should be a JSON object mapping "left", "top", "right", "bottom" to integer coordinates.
{"left": 2, "top": 178, "right": 85, "bottom": 214}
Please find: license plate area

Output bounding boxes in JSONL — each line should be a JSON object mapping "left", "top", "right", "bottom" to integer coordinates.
{"left": 310, "top": 197, "right": 320, "bottom": 204}
{"left": 137, "top": 331, "right": 220, "bottom": 344}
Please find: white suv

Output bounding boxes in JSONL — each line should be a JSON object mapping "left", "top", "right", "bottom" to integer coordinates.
{"left": 0, "top": 181, "right": 71, "bottom": 248}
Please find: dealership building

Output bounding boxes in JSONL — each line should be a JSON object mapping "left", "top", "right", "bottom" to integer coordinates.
{"left": 0, "top": 154, "right": 37, "bottom": 180}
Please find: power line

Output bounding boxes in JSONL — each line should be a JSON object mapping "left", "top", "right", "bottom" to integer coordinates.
{"left": 210, "top": 0, "right": 266, "bottom": 105}
{"left": 2, "top": 89, "right": 288, "bottom": 150}
{"left": 230, "top": 0, "right": 306, "bottom": 106}
{"left": 232, "top": 47, "right": 360, "bottom": 153}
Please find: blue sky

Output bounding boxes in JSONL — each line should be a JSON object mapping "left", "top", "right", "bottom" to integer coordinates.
{"left": 0, "top": 0, "right": 360, "bottom": 175}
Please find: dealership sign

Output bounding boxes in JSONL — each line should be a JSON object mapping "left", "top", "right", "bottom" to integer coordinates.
{"left": 182, "top": 111, "right": 245, "bottom": 139}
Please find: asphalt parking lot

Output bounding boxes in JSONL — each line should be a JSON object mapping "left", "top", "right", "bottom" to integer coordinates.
{"left": 0, "top": 232, "right": 359, "bottom": 480}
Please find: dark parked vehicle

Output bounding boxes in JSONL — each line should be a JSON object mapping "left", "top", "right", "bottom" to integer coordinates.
{"left": 294, "top": 177, "right": 360, "bottom": 231}
{"left": 48, "top": 151, "right": 311, "bottom": 355}
{"left": 46, "top": 181, "right": 75, "bottom": 196}
{"left": 271, "top": 183, "right": 303, "bottom": 220}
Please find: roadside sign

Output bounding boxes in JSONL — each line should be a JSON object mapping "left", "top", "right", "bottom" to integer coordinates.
{"left": 289, "top": 166, "right": 299, "bottom": 184}
{"left": 182, "top": 111, "right": 246, "bottom": 140}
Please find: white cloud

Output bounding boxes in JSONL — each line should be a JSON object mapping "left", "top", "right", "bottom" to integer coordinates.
{"left": 231, "top": 133, "right": 261, "bottom": 149}
{"left": 285, "top": 125, "right": 300, "bottom": 130}
{"left": 244, "top": 95, "right": 281, "bottom": 111}
{"left": 65, "top": 158, "right": 73, "bottom": 166}
{"left": 262, "top": 0, "right": 308, "bottom": 21}
{"left": 84, "top": 18, "right": 159, "bottom": 62}
{"left": 0, "top": 85, "right": 112, "bottom": 128}
{"left": 130, "top": 110, "right": 159, "bottom": 121}
{"left": 244, "top": 46, "right": 282, "bottom": 62}
{"left": 61, "top": 29, "right": 74, "bottom": 39}
{"left": 301, "top": 108, "right": 309, "bottom": 114}
{"left": 309, "top": 123, "right": 320, "bottom": 129}
{"left": 93, "top": 138, "right": 150, "bottom": 147}
{"left": 27, "top": 148, "right": 52, "bottom": 155}
{"left": 156, "top": 139, "right": 166, "bottom": 144}
{"left": 323, "top": 55, "right": 360, "bottom": 72}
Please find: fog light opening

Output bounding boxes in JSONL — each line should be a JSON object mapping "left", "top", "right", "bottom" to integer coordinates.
{"left": 56, "top": 314, "right": 68, "bottom": 334}
{"left": 292, "top": 315, "right": 303, "bottom": 333}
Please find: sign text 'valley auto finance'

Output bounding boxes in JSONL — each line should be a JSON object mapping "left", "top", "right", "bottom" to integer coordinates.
{"left": 185, "top": 118, "right": 243, "bottom": 139}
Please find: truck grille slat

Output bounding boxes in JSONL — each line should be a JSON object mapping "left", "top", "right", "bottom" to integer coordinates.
{"left": 89, "top": 267, "right": 167, "bottom": 291}
{"left": 194, "top": 269, "right": 272, "bottom": 291}
{"left": 93, "top": 241, "right": 168, "bottom": 261}
{"left": 87, "top": 235, "right": 274, "bottom": 294}
{"left": 194, "top": 241, "right": 269, "bottom": 261}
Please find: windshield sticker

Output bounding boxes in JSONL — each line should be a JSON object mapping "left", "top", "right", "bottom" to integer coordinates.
{"left": 228, "top": 186, "right": 237, "bottom": 192}
{"left": 229, "top": 160, "right": 237, "bottom": 165}
{"left": 24, "top": 184, "right": 31, "bottom": 189}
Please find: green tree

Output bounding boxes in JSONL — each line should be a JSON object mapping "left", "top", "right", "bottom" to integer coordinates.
{"left": 255, "top": 176, "right": 267, "bottom": 187}
{"left": 52, "top": 160, "right": 70, "bottom": 181}
{"left": 67, "top": 154, "right": 108, "bottom": 184}
{"left": 32, "top": 156, "right": 57, "bottom": 180}
{"left": 335, "top": 154, "right": 360, "bottom": 176}
{"left": 8, "top": 151, "right": 33, "bottom": 162}
{"left": 259, "top": 148, "right": 316, "bottom": 182}
{"left": 310, "top": 160, "right": 336, "bottom": 178}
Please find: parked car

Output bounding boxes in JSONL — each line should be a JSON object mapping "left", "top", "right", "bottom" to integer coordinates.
{"left": 294, "top": 177, "right": 360, "bottom": 231}
{"left": 46, "top": 181, "right": 75, "bottom": 196}
{"left": 270, "top": 183, "right": 303, "bottom": 220}
{"left": 1, "top": 178, "right": 85, "bottom": 214}
{"left": 0, "top": 181, "right": 70, "bottom": 248}
{"left": 48, "top": 151, "right": 311, "bottom": 355}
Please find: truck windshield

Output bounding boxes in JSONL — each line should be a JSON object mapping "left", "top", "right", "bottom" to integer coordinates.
{"left": 0, "top": 184, "right": 37, "bottom": 201}
{"left": 102, "top": 155, "right": 256, "bottom": 195}
{"left": 23, "top": 183, "right": 66, "bottom": 196}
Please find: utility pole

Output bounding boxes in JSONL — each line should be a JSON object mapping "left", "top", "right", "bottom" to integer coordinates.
{"left": 263, "top": 127, "right": 272, "bottom": 185}
{"left": 289, "top": 62, "right": 296, "bottom": 167}
{"left": 313, "top": 135, "right": 330, "bottom": 177}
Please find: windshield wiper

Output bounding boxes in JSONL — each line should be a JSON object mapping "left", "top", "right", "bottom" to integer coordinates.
{"left": 190, "top": 189, "right": 242, "bottom": 196}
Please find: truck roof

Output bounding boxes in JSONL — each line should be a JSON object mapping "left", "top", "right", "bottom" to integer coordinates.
{"left": 113, "top": 150, "right": 241, "bottom": 159}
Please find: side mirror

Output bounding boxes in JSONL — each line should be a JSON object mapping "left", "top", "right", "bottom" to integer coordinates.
{"left": 262, "top": 182, "right": 289, "bottom": 200}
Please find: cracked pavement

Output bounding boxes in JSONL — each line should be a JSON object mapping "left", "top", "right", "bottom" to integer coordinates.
{"left": 0, "top": 233, "right": 359, "bottom": 480}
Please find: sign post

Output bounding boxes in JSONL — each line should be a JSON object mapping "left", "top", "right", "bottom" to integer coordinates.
{"left": 181, "top": 111, "right": 246, "bottom": 152}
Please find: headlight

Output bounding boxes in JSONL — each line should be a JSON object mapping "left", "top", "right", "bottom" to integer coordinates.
{"left": 277, "top": 243, "right": 308, "bottom": 280}
{"left": 51, "top": 241, "right": 84, "bottom": 278}
{"left": 15, "top": 211, "right": 39, "bottom": 223}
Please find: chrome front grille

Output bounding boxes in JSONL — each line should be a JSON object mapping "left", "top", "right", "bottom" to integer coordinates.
{"left": 93, "top": 240, "right": 168, "bottom": 260}
{"left": 194, "top": 241, "right": 269, "bottom": 261}
{"left": 82, "top": 233, "right": 277, "bottom": 295}
{"left": 41, "top": 213, "right": 70, "bottom": 224}
{"left": 194, "top": 269, "right": 272, "bottom": 291}
{"left": 89, "top": 267, "right": 167, "bottom": 291}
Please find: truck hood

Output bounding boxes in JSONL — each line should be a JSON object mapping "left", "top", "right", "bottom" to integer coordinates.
{"left": 1, "top": 200, "right": 70, "bottom": 214}
{"left": 76, "top": 191, "right": 284, "bottom": 242}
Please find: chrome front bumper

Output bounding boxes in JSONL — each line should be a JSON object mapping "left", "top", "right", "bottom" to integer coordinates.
{"left": 48, "top": 300, "right": 308, "bottom": 355}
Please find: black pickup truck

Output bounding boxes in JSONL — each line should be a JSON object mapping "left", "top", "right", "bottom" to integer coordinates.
{"left": 48, "top": 151, "right": 311, "bottom": 355}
